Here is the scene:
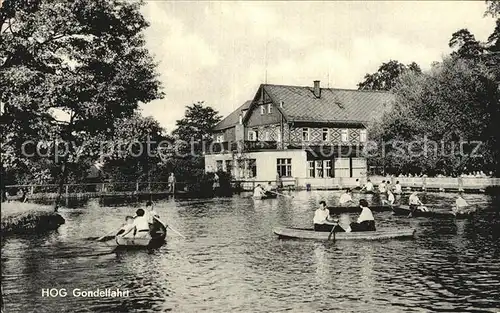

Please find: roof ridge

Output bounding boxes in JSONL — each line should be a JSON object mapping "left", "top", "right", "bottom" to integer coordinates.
{"left": 263, "top": 83, "right": 392, "bottom": 94}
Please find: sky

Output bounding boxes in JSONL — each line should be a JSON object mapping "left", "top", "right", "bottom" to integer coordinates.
{"left": 139, "top": 1, "right": 496, "bottom": 132}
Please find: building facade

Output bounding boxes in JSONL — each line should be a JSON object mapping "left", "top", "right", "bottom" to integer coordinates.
{"left": 205, "top": 81, "right": 394, "bottom": 186}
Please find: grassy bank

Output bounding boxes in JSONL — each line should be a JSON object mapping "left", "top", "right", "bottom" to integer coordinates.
{"left": 1, "top": 202, "right": 65, "bottom": 236}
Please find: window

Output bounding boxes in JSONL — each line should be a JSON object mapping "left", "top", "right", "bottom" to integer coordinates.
{"left": 334, "top": 158, "right": 350, "bottom": 177}
{"left": 315, "top": 160, "right": 323, "bottom": 178}
{"left": 341, "top": 129, "right": 349, "bottom": 142}
{"left": 248, "top": 130, "right": 256, "bottom": 141}
{"left": 225, "top": 160, "right": 233, "bottom": 173}
{"left": 352, "top": 158, "right": 366, "bottom": 177}
{"left": 264, "top": 130, "right": 270, "bottom": 141}
{"left": 216, "top": 134, "right": 224, "bottom": 143}
{"left": 302, "top": 128, "right": 310, "bottom": 141}
{"left": 322, "top": 128, "right": 329, "bottom": 141}
{"left": 277, "top": 158, "right": 292, "bottom": 177}
{"left": 216, "top": 160, "right": 223, "bottom": 172}
{"left": 267, "top": 103, "right": 272, "bottom": 114}
{"left": 308, "top": 161, "right": 315, "bottom": 177}
{"left": 260, "top": 105, "right": 265, "bottom": 114}
{"left": 360, "top": 129, "right": 367, "bottom": 142}
{"left": 239, "top": 114, "right": 243, "bottom": 124}
{"left": 276, "top": 128, "right": 281, "bottom": 142}
{"left": 324, "top": 160, "right": 332, "bottom": 178}
{"left": 280, "top": 101, "right": 284, "bottom": 108}
{"left": 248, "top": 159, "right": 257, "bottom": 178}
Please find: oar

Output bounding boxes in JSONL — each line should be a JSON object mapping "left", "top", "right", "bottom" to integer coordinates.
{"left": 96, "top": 225, "right": 123, "bottom": 242}
{"left": 167, "top": 225, "right": 186, "bottom": 238}
{"left": 268, "top": 190, "right": 294, "bottom": 198}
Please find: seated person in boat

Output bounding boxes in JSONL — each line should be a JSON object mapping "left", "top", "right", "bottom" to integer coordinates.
{"left": 264, "top": 182, "right": 274, "bottom": 195}
{"left": 349, "top": 199, "right": 376, "bottom": 232}
{"left": 339, "top": 189, "right": 353, "bottom": 205}
{"left": 117, "top": 215, "right": 135, "bottom": 238}
{"left": 453, "top": 194, "right": 475, "bottom": 214}
{"left": 394, "top": 181, "right": 402, "bottom": 194}
{"left": 314, "top": 201, "right": 343, "bottom": 232}
{"left": 361, "top": 180, "right": 374, "bottom": 192}
{"left": 122, "top": 209, "right": 151, "bottom": 238}
{"left": 408, "top": 192, "right": 428, "bottom": 214}
{"left": 382, "top": 190, "right": 395, "bottom": 206}
{"left": 378, "top": 180, "right": 386, "bottom": 193}
{"left": 354, "top": 179, "right": 361, "bottom": 190}
{"left": 253, "top": 184, "right": 266, "bottom": 197}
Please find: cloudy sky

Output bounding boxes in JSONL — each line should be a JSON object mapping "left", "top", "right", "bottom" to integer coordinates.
{"left": 139, "top": 1, "right": 496, "bottom": 132}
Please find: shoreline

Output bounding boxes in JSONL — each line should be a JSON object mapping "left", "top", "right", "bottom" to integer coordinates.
{"left": 1, "top": 202, "right": 65, "bottom": 236}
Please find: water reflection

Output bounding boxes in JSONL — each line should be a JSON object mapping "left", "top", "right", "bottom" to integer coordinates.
{"left": 2, "top": 191, "right": 500, "bottom": 312}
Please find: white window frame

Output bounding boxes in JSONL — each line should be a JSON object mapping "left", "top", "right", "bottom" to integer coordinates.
{"left": 248, "top": 130, "right": 256, "bottom": 141}
{"left": 324, "top": 160, "right": 332, "bottom": 178}
{"left": 267, "top": 103, "right": 272, "bottom": 114}
{"left": 360, "top": 129, "right": 367, "bottom": 142}
{"left": 277, "top": 158, "right": 292, "bottom": 177}
{"left": 216, "top": 134, "right": 224, "bottom": 143}
{"left": 260, "top": 105, "right": 265, "bottom": 115}
{"left": 302, "top": 128, "right": 310, "bottom": 141}
{"left": 322, "top": 128, "right": 329, "bottom": 141}
{"left": 315, "top": 160, "right": 323, "bottom": 178}
{"left": 341, "top": 129, "right": 349, "bottom": 142}
{"left": 307, "top": 161, "right": 315, "bottom": 177}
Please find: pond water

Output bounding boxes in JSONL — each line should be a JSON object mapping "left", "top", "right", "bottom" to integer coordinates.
{"left": 2, "top": 191, "right": 500, "bottom": 313}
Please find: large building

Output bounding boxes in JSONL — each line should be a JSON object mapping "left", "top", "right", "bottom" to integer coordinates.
{"left": 205, "top": 81, "right": 394, "bottom": 187}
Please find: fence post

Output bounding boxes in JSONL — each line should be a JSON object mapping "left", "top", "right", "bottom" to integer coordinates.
{"left": 422, "top": 176, "right": 426, "bottom": 191}
{"left": 65, "top": 185, "right": 69, "bottom": 198}
{"left": 30, "top": 185, "right": 34, "bottom": 195}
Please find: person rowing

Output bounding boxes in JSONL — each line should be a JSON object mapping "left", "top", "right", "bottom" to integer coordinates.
{"left": 394, "top": 181, "right": 402, "bottom": 194}
{"left": 264, "top": 181, "right": 274, "bottom": 195}
{"left": 378, "top": 180, "right": 386, "bottom": 193}
{"left": 313, "top": 201, "right": 344, "bottom": 232}
{"left": 453, "top": 193, "right": 476, "bottom": 215}
{"left": 382, "top": 189, "right": 395, "bottom": 206}
{"left": 121, "top": 209, "right": 151, "bottom": 238}
{"left": 360, "top": 179, "right": 374, "bottom": 192}
{"left": 339, "top": 189, "right": 353, "bottom": 205}
{"left": 253, "top": 184, "right": 266, "bottom": 198}
{"left": 349, "top": 199, "right": 375, "bottom": 232}
{"left": 408, "top": 192, "right": 428, "bottom": 217}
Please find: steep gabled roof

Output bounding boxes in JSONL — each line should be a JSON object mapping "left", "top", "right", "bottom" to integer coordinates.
{"left": 262, "top": 84, "right": 394, "bottom": 124}
{"left": 213, "top": 100, "right": 252, "bottom": 131}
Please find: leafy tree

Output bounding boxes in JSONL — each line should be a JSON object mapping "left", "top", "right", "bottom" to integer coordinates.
{"left": 485, "top": 0, "right": 500, "bottom": 17}
{"left": 0, "top": 0, "right": 163, "bottom": 209}
{"left": 357, "top": 60, "right": 422, "bottom": 91}
{"left": 172, "top": 101, "right": 222, "bottom": 153}
{"left": 449, "top": 29, "right": 484, "bottom": 59}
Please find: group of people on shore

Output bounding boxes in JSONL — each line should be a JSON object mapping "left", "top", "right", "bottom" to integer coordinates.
{"left": 117, "top": 201, "right": 160, "bottom": 238}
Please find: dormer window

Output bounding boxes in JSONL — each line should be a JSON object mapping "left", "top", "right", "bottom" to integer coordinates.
{"left": 260, "top": 105, "right": 265, "bottom": 115}
{"left": 267, "top": 103, "right": 272, "bottom": 114}
{"left": 302, "top": 128, "right": 310, "bottom": 141}
{"left": 248, "top": 130, "right": 257, "bottom": 141}
{"left": 360, "top": 129, "right": 367, "bottom": 142}
{"left": 280, "top": 101, "right": 284, "bottom": 108}
{"left": 341, "top": 129, "right": 349, "bottom": 142}
{"left": 322, "top": 128, "right": 329, "bottom": 141}
{"left": 216, "top": 134, "right": 224, "bottom": 143}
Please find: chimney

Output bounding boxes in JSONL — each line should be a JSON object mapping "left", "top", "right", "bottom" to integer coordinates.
{"left": 313, "top": 80, "right": 321, "bottom": 98}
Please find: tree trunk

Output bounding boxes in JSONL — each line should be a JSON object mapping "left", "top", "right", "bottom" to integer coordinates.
{"left": 53, "top": 154, "right": 69, "bottom": 212}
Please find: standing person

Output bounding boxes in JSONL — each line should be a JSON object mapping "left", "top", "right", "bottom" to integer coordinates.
{"left": 168, "top": 173, "right": 176, "bottom": 193}
{"left": 313, "top": 201, "right": 340, "bottom": 232}
{"left": 212, "top": 172, "right": 220, "bottom": 190}
{"left": 276, "top": 172, "right": 283, "bottom": 190}
{"left": 394, "top": 181, "right": 402, "bottom": 194}
{"left": 339, "top": 189, "right": 353, "bottom": 205}
{"left": 349, "top": 199, "right": 376, "bottom": 232}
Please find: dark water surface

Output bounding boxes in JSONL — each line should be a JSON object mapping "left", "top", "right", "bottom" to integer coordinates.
{"left": 2, "top": 191, "right": 500, "bottom": 313}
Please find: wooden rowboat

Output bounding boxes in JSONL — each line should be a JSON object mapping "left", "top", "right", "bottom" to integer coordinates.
{"left": 391, "top": 205, "right": 475, "bottom": 219}
{"left": 328, "top": 205, "right": 395, "bottom": 214}
{"left": 253, "top": 192, "right": 278, "bottom": 200}
{"left": 273, "top": 227, "right": 415, "bottom": 241}
{"left": 115, "top": 218, "right": 167, "bottom": 248}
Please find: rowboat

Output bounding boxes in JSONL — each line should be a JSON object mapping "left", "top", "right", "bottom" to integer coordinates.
{"left": 253, "top": 192, "right": 278, "bottom": 200}
{"left": 391, "top": 205, "right": 475, "bottom": 219}
{"left": 115, "top": 218, "right": 167, "bottom": 248}
{"left": 328, "top": 204, "right": 395, "bottom": 214}
{"left": 273, "top": 227, "right": 415, "bottom": 241}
